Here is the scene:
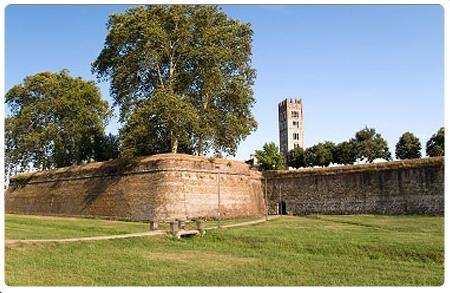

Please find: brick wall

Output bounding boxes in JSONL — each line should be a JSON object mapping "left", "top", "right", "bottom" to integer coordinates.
{"left": 6, "top": 155, "right": 444, "bottom": 220}
{"left": 5, "top": 154, "right": 265, "bottom": 221}
{"left": 264, "top": 157, "right": 444, "bottom": 215}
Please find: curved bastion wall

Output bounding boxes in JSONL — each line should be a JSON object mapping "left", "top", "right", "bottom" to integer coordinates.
{"left": 5, "top": 155, "right": 444, "bottom": 220}
{"left": 264, "top": 157, "right": 444, "bottom": 215}
{"left": 5, "top": 154, "right": 266, "bottom": 221}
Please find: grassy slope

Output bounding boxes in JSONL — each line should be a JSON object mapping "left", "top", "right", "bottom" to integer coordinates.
{"left": 5, "top": 215, "right": 444, "bottom": 286}
{"left": 5, "top": 214, "right": 149, "bottom": 240}
{"left": 5, "top": 214, "right": 263, "bottom": 240}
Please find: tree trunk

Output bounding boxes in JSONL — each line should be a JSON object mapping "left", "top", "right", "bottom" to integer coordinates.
{"left": 197, "top": 94, "right": 210, "bottom": 157}
{"left": 171, "top": 132, "right": 178, "bottom": 153}
{"left": 39, "top": 145, "right": 47, "bottom": 170}
{"left": 197, "top": 135, "right": 204, "bottom": 156}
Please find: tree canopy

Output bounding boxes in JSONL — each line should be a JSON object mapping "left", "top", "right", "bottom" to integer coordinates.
{"left": 287, "top": 146, "right": 305, "bottom": 169}
{"left": 352, "top": 127, "right": 391, "bottom": 162}
{"left": 93, "top": 133, "right": 121, "bottom": 162}
{"left": 304, "top": 141, "right": 335, "bottom": 167}
{"left": 287, "top": 127, "right": 392, "bottom": 168}
{"left": 92, "top": 5, "right": 257, "bottom": 157}
{"left": 333, "top": 140, "right": 358, "bottom": 165}
{"left": 254, "top": 142, "right": 284, "bottom": 171}
{"left": 426, "top": 127, "right": 444, "bottom": 157}
{"left": 395, "top": 132, "right": 421, "bottom": 159}
{"left": 5, "top": 70, "right": 111, "bottom": 174}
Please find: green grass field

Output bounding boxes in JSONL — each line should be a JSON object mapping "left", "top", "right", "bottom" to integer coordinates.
{"left": 5, "top": 214, "right": 149, "bottom": 240}
{"left": 4, "top": 214, "right": 444, "bottom": 286}
{"left": 5, "top": 214, "right": 262, "bottom": 240}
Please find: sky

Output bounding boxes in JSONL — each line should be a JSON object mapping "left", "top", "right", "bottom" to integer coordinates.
{"left": 5, "top": 4, "right": 444, "bottom": 160}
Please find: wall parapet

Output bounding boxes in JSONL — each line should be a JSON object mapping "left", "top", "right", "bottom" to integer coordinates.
{"left": 264, "top": 157, "right": 443, "bottom": 178}
{"left": 9, "top": 153, "right": 254, "bottom": 184}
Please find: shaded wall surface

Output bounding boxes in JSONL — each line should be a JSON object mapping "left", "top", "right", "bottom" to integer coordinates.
{"left": 6, "top": 154, "right": 265, "bottom": 221}
{"left": 264, "top": 157, "right": 444, "bottom": 215}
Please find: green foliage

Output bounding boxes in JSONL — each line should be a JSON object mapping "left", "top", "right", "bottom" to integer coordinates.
{"left": 5, "top": 70, "right": 111, "bottom": 173}
{"left": 92, "top": 5, "right": 257, "bottom": 156}
{"left": 255, "top": 142, "right": 284, "bottom": 171}
{"left": 304, "top": 141, "right": 335, "bottom": 167}
{"left": 93, "top": 133, "right": 121, "bottom": 162}
{"left": 303, "top": 127, "right": 392, "bottom": 167}
{"left": 288, "top": 127, "right": 425, "bottom": 168}
{"left": 118, "top": 99, "right": 195, "bottom": 157}
{"left": 118, "top": 105, "right": 171, "bottom": 157}
{"left": 426, "top": 127, "right": 444, "bottom": 157}
{"left": 287, "top": 146, "right": 305, "bottom": 169}
{"left": 352, "top": 127, "right": 391, "bottom": 162}
{"left": 333, "top": 140, "right": 358, "bottom": 165}
{"left": 395, "top": 132, "right": 421, "bottom": 159}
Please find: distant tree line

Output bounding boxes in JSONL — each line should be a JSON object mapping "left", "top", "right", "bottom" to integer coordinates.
{"left": 255, "top": 127, "right": 444, "bottom": 171}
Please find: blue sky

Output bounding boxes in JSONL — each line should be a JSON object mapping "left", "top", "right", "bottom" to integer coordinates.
{"left": 5, "top": 5, "right": 444, "bottom": 160}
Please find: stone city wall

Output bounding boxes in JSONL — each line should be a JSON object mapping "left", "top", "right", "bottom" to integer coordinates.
{"left": 264, "top": 157, "right": 444, "bottom": 215}
{"left": 5, "top": 155, "right": 444, "bottom": 220}
{"left": 5, "top": 154, "right": 265, "bottom": 221}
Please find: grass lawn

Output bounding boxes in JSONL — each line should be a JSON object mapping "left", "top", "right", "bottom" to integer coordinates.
{"left": 5, "top": 214, "right": 262, "bottom": 240}
{"left": 5, "top": 214, "right": 149, "bottom": 240}
{"left": 5, "top": 214, "right": 444, "bottom": 286}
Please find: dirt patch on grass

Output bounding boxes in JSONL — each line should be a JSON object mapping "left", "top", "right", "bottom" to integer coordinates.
{"left": 5, "top": 243, "right": 28, "bottom": 252}
{"left": 145, "top": 251, "right": 257, "bottom": 269}
{"left": 322, "top": 224, "right": 358, "bottom": 230}
{"left": 5, "top": 241, "right": 49, "bottom": 252}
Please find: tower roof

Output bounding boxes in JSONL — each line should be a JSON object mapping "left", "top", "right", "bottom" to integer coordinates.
{"left": 278, "top": 98, "right": 302, "bottom": 107}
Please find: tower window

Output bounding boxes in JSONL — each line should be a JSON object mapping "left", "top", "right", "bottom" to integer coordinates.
{"left": 293, "top": 133, "right": 299, "bottom": 140}
{"left": 291, "top": 111, "right": 299, "bottom": 118}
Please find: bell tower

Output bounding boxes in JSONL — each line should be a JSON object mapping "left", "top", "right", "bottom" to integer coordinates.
{"left": 278, "top": 98, "right": 304, "bottom": 166}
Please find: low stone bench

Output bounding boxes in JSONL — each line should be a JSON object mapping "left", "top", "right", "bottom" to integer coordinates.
{"left": 195, "top": 219, "right": 205, "bottom": 236}
{"left": 149, "top": 221, "right": 159, "bottom": 231}
{"left": 177, "top": 219, "right": 186, "bottom": 230}
{"left": 168, "top": 219, "right": 205, "bottom": 238}
{"left": 175, "top": 229, "right": 200, "bottom": 239}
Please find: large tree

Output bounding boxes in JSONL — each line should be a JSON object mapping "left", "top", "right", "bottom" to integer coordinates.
{"left": 333, "top": 140, "right": 357, "bottom": 165}
{"left": 287, "top": 146, "right": 305, "bottom": 169}
{"left": 92, "top": 5, "right": 257, "bottom": 156}
{"left": 304, "top": 141, "right": 335, "bottom": 167}
{"left": 352, "top": 127, "right": 391, "bottom": 162}
{"left": 426, "top": 127, "right": 444, "bottom": 157}
{"left": 395, "top": 132, "right": 421, "bottom": 159}
{"left": 254, "top": 142, "right": 284, "bottom": 171}
{"left": 5, "top": 70, "right": 111, "bottom": 173}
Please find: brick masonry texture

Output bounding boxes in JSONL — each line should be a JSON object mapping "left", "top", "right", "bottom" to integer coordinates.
{"left": 264, "top": 157, "right": 444, "bottom": 215}
{"left": 6, "top": 156, "right": 444, "bottom": 220}
{"left": 5, "top": 154, "right": 265, "bottom": 221}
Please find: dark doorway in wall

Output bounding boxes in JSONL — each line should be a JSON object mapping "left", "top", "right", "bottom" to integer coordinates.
{"left": 278, "top": 201, "right": 287, "bottom": 215}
